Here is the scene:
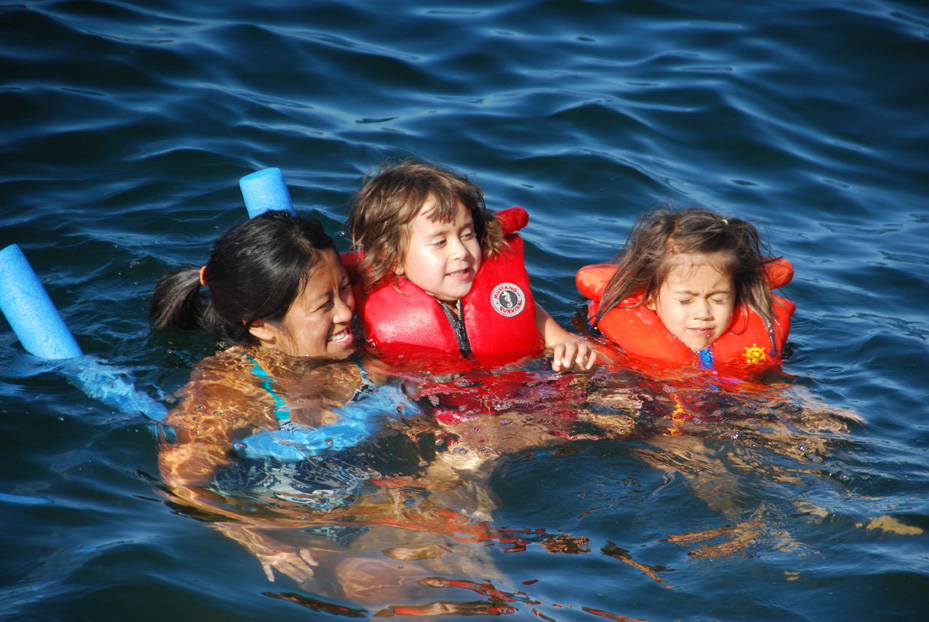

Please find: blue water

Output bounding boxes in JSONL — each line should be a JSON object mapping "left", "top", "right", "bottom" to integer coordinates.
{"left": 2, "top": 0, "right": 928, "bottom": 620}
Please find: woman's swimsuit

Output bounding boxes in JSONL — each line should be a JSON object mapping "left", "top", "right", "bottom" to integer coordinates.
{"left": 234, "top": 354, "right": 421, "bottom": 462}
{"left": 211, "top": 355, "right": 421, "bottom": 513}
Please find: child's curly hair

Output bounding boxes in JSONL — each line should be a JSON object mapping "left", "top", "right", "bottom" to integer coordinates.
{"left": 346, "top": 159, "right": 507, "bottom": 290}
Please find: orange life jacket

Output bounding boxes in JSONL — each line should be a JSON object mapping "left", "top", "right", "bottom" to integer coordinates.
{"left": 576, "top": 258, "right": 795, "bottom": 374}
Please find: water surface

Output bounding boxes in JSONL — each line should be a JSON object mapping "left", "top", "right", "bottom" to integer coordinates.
{"left": 1, "top": 1, "right": 928, "bottom": 620}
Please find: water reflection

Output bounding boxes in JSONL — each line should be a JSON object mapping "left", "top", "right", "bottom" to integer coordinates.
{"left": 158, "top": 346, "right": 865, "bottom": 615}
{"left": 158, "top": 348, "right": 621, "bottom": 614}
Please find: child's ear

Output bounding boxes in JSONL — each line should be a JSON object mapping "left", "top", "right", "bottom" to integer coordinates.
{"left": 646, "top": 294, "right": 657, "bottom": 311}
{"left": 247, "top": 318, "right": 278, "bottom": 344}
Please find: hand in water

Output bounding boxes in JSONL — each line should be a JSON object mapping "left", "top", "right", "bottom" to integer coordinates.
{"left": 216, "top": 523, "right": 319, "bottom": 583}
{"left": 550, "top": 339, "right": 598, "bottom": 372}
{"left": 258, "top": 544, "right": 318, "bottom": 583}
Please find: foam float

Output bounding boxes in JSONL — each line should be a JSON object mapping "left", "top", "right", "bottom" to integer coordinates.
{"left": 0, "top": 244, "right": 166, "bottom": 421}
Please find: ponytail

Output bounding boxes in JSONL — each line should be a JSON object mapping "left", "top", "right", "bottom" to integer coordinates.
{"left": 149, "top": 265, "right": 205, "bottom": 331}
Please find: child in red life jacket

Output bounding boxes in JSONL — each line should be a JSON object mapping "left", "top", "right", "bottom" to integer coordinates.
{"left": 346, "top": 159, "right": 601, "bottom": 372}
{"left": 577, "top": 207, "right": 795, "bottom": 374}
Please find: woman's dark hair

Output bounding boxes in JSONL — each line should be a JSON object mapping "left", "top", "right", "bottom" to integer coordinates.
{"left": 150, "top": 211, "right": 336, "bottom": 344}
{"left": 594, "top": 207, "right": 782, "bottom": 346}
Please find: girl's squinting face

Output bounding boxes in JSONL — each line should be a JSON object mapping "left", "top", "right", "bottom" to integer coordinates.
{"left": 398, "top": 198, "right": 482, "bottom": 304}
{"left": 649, "top": 254, "right": 735, "bottom": 352}
{"left": 270, "top": 250, "right": 355, "bottom": 358}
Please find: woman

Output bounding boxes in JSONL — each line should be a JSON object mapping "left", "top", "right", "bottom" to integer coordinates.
{"left": 150, "top": 212, "right": 541, "bottom": 613}
{"left": 152, "top": 211, "right": 368, "bottom": 579}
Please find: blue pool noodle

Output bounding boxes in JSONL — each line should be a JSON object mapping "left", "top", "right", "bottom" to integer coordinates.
{"left": 67, "top": 357, "right": 167, "bottom": 421}
{"left": 237, "top": 419, "right": 376, "bottom": 462}
{"left": 0, "top": 244, "right": 82, "bottom": 360}
{"left": 239, "top": 167, "right": 296, "bottom": 218}
{"left": 0, "top": 244, "right": 166, "bottom": 421}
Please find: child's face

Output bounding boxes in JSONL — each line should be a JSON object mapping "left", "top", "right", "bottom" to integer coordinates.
{"left": 648, "top": 254, "right": 735, "bottom": 352}
{"left": 397, "top": 198, "right": 482, "bottom": 304}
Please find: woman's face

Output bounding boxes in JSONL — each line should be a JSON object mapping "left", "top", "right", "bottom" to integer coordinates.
{"left": 253, "top": 250, "right": 355, "bottom": 359}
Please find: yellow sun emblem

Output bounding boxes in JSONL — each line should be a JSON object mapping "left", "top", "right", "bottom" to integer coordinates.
{"left": 742, "top": 343, "right": 768, "bottom": 365}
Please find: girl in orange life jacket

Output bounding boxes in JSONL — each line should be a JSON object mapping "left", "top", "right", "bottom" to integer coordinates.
{"left": 577, "top": 207, "right": 795, "bottom": 374}
{"left": 346, "top": 159, "right": 600, "bottom": 372}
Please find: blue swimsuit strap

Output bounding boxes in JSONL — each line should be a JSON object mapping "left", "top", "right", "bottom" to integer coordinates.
{"left": 247, "top": 355, "right": 290, "bottom": 421}
{"left": 247, "top": 353, "right": 373, "bottom": 423}
{"left": 697, "top": 347, "right": 715, "bottom": 370}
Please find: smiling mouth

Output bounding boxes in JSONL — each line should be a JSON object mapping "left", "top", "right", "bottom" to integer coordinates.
{"left": 329, "top": 329, "right": 353, "bottom": 345}
{"left": 447, "top": 268, "right": 472, "bottom": 278}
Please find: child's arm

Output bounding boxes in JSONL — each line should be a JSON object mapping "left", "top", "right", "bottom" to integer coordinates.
{"left": 534, "top": 302, "right": 599, "bottom": 372}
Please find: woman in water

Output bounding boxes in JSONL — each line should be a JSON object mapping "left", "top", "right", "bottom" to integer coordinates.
{"left": 151, "top": 210, "right": 613, "bottom": 614}
{"left": 152, "top": 211, "right": 369, "bottom": 581}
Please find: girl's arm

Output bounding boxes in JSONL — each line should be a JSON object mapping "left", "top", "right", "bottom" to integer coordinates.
{"left": 534, "top": 302, "right": 602, "bottom": 371}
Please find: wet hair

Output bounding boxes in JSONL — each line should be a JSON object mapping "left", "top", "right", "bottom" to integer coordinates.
{"left": 345, "top": 159, "right": 506, "bottom": 290}
{"left": 594, "top": 207, "right": 783, "bottom": 346}
{"left": 150, "top": 211, "right": 337, "bottom": 345}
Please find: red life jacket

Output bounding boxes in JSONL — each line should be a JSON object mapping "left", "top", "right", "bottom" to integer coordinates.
{"left": 576, "top": 258, "right": 796, "bottom": 375}
{"left": 349, "top": 207, "right": 544, "bottom": 372}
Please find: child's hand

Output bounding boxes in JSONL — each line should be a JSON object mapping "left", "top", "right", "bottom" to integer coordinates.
{"left": 534, "top": 303, "right": 607, "bottom": 371}
{"left": 551, "top": 339, "right": 598, "bottom": 372}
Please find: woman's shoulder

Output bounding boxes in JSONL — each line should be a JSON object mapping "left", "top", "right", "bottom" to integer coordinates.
{"left": 166, "top": 346, "right": 274, "bottom": 428}
{"left": 190, "top": 346, "right": 253, "bottom": 377}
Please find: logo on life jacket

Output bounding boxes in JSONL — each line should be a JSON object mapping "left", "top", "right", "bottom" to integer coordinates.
{"left": 490, "top": 282, "right": 526, "bottom": 317}
{"left": 742, "top": 343, "right": 768, "bottom": 365}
